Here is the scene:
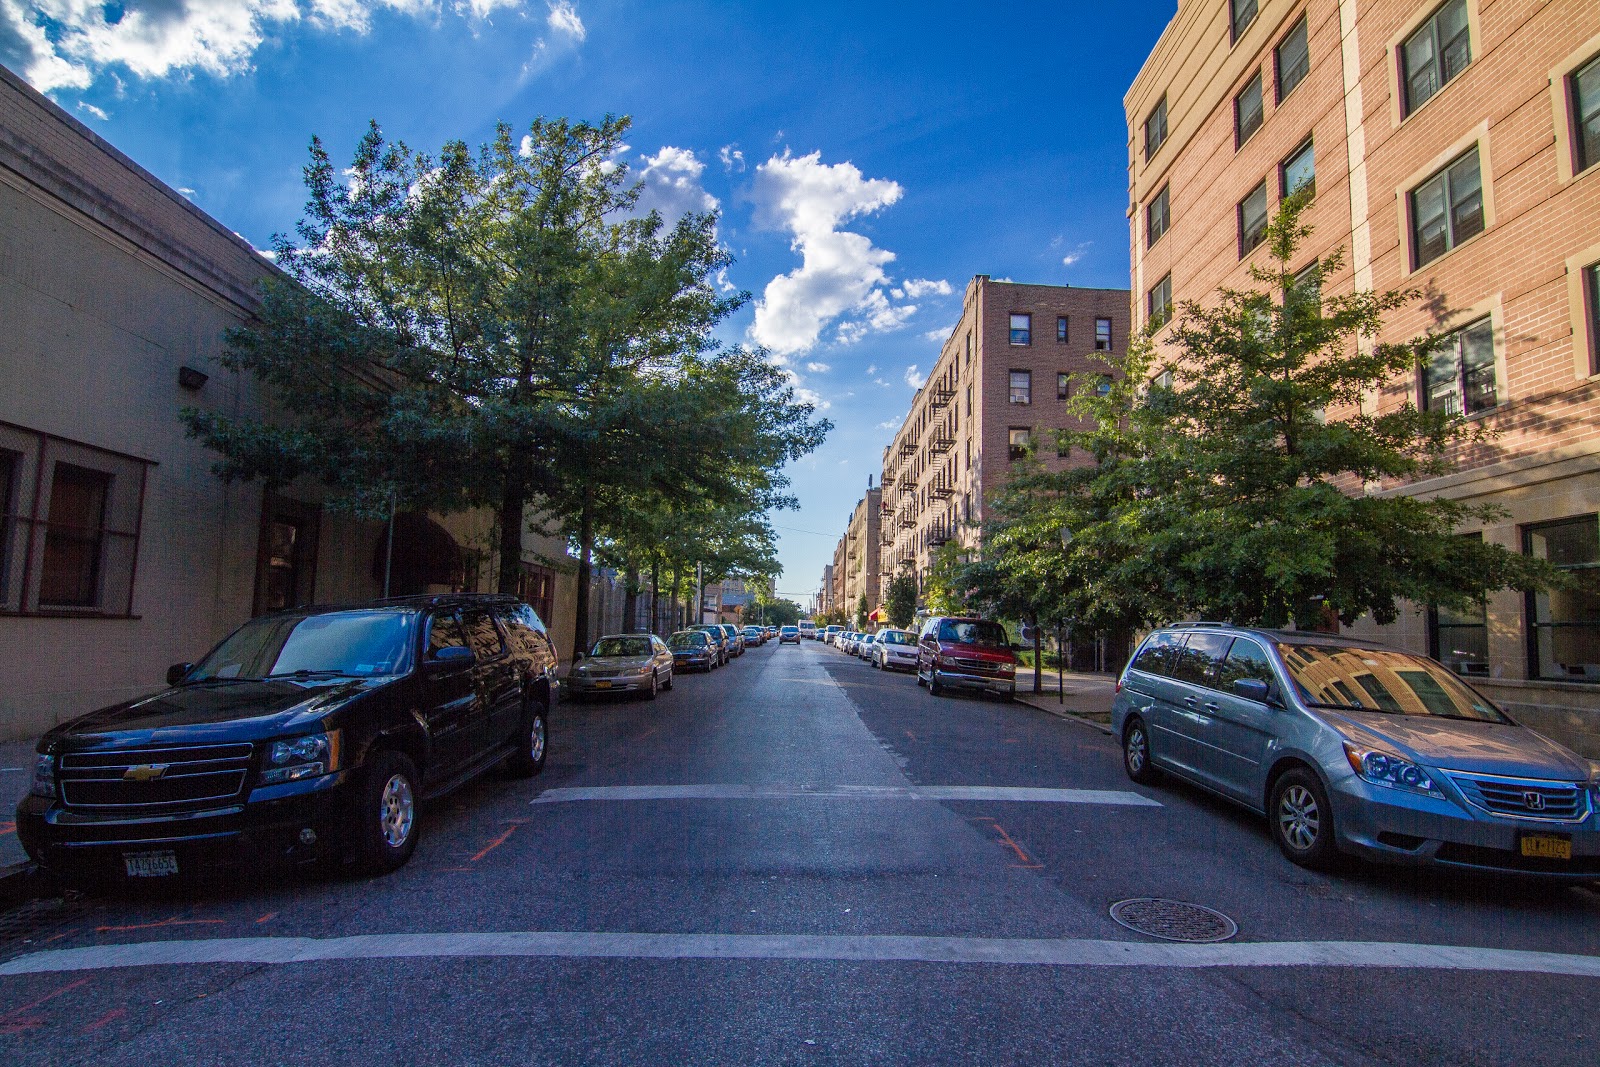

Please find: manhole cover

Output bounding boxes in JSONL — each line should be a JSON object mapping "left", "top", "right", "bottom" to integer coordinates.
{"left": 1109, "top": 898, "right": 1237, "bottom": 943}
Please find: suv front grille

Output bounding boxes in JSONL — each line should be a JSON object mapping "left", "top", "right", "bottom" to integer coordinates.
{"left": 1448, "top": 771, "right": 1587, "bottom": 822}
{"left": 59, "top": 743, "right": 254, "bottom": 811}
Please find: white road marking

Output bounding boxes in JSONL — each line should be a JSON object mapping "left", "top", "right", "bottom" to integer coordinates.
{"left": 4, "top": 933, "right": 1599, "bottom": 977}
{"left": 529, "top": 784, "right": 1161, "bottom": 807}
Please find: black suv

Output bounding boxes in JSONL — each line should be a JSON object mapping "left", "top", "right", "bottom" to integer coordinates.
{"left": 16, "top": 594, "right": 558, "bottom": 885}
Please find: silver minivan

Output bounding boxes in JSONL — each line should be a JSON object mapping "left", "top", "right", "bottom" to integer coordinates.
{"left": 1112, "top": 624, "right": 1600, "bottom": 879}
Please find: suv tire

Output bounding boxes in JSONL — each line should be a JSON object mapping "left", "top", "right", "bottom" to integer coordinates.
{"left": 504, "top": 700, "right": 548, "bottom": 779}
{"left": 1269, "top": 767, "right": 1340, "bottom": 871}
{"left": 354, "top": 750, "right": 420, "bottom": 874}
{"left": 1122, "top": 716, "right": 1160, "bottom": 785}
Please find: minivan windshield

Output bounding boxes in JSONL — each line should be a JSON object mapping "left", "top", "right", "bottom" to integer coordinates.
{"left": 190, "top": 610, "right": 418, "bottom": 681}
{"left": 937, "top": 620, "right": 1009, "bottom": 647}
{"left": 1277, "top": 643, "right": 1510, "bottom": 723}
{"left": 879, "top": 630, "right": 914, "bottom": 645}
{"left": 592, "top": 637, "right": 652, "bottom": 658}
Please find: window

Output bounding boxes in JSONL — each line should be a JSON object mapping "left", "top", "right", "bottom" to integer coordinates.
{"left": 1402, "top": 0, "right": 1470, "bottom": 115}
{"left": 1009, "top": 313, "right": 1031, "bottom": 345}
{"left": 1238, "top": 181, "right": 1269, "bottom": 256}
{"left": 1230, "top": 0, "right": 1257, "bottom": 43}
{"left": 1281, "top": 139, "right": 1314, "bottom": 197}
{"left": 965, "top": 384, "right": 972, "bottom": 420}
{"left": 1216, "top": 637, "right": 1276, "bottom": 689}
{"left": 1573, "top": 54, "right": 1600, "bottom": 173}
{"left": 1057, "top": 372, "right": 1070, "bottom": 401}
{"left": 1525, "top": 516, "right": 1600, "bottom": 683}
{"left": 1144, "top": 95, "right": 1168, "bottom": 160}
{"left": 1095, "top": 318, "right": 1112, "bottom": 351}
{"left": 1009, "top": 370, "right": 1032, "bottom": 405}
{"left": 461, "top": 610, "right": 506, "bottom": 659}
{"left": 1007, "top": 428, "right": 1031, "bottom": 460}
{"left": 1290, "top": 260, "right": 1321, "bottom": 308}
{"left": 255, "top": 493, "right": 320, "bottom": 615}
{"left": 1056, "top": 431, "right": 1070, "bottom": 458}
{"left": 1093, "top": 375, "right": 1114, "bottom": 398}
{"left": 1588, "top": 263, "right": 1600, "bottom": 375}
{"left": 1057, "top": 316, "right": 1069, "bottom": 343}
{"left": 1146, "top": 185, "right": 1170, "bottom": 246}
{"left": 39, "top": 464, "right": 110, "bottom": 607}
{"left": 1410, "top": 148, "right": 1483, "bottom": 268}
{"left": 1147, "top": 274, "right": 1174, "bottom": 330}
{"left": 1171, "top": 632, "right": 1233, "bottom": 688}
{"left": 428, "top": 612, "right": 469, "bottom": 657}
{"left": 519, "top": 564, "right": 555, "bottom": 629}
{"left": 1422, "top": 316, "right": 1497, "bottom": 416}
{"left": 1235, "top": 71, "right": 1264, "bottom": 147}
{"left": 0, "top": 450, "right": 17, "bottom": 608}
{"left": 1429, "top": 541, "right": 1489, "bottom": 676}
{"left": 1275, "top": 17, "right": 1310, "bottom": 101}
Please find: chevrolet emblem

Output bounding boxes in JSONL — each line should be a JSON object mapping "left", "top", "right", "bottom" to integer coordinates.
{"left": 123, "top": 764, "right": 169, "bottom": 782}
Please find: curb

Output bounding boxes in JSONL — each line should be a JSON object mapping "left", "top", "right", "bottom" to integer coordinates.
{"left": 1014, "top": 693, "right": 1115, "bottom": 735}
{"left": 0, "top": 860, "right": 49, "bottom": 911}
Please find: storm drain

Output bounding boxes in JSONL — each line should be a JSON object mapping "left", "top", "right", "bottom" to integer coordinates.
{"left": 1109, "top": 898, "right": 1237, "bottom": 943}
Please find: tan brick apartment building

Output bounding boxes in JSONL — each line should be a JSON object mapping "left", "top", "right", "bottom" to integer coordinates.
{"left": 1126, "top": 0, "right": 1600, "bottom": 744}
{"left": 878, "top": 277, "right": 1130, "bottom": 590}
{"left": 828, "top": 487, "right": 882, "bottom": 621}
{"left": 0, "top": 64, "right": 624, "bottom": 739}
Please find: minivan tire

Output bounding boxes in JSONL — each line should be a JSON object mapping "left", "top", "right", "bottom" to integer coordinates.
{"left": 928, "top": 670, "right": 944, "bottom": 697}
{"left": 1269, "top": 767, "right": 1340, "bottom": 871}
{"left": 504, "top": 700, "right": 548, "bottom": 779}
{"left": 354, "top": 750, "right": 420, "bottom": 875}
{"left": 1122, "top": 716, "right": 1160, "bottom": 785}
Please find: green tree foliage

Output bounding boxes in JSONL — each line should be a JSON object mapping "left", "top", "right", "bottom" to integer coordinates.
{"left": 883, "top": 567, "right": 918, "bottom": 629}
{"left": 854, "top": 593, "right": 870, "bottom": 631}
{"left": 758, "top": 599, "right": 804, "bottom": 627}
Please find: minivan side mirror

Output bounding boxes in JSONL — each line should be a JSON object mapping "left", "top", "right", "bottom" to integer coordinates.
{"left": 425, "top": 645, "right": 474, "bottom": 673}
{"left": 166, "top": 662, "right": 195, "bottom": 687}
{"left": 1233, "top": 678, "right": 1276, "bottom": 704}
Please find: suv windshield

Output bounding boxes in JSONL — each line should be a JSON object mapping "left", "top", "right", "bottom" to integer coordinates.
{"left": 1277, "top": 643, "right": 1510, "bottom": 723}
{"left": 937, "top": 620, "right": 1009, "bottom": 647}
{"left": 671, "top": 632, "right": 707, "bottom": 648}
{"left": 593, "top": 637, "right": 651, "bottom": 658}
{"left": 190, "top": 610, "right": 418, "bottom": 681}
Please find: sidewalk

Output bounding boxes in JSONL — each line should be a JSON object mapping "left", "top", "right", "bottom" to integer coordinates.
{"left": 0, "top": 739, "right": 38, "bottom": 904}
{"left": 1011, "top": 670, "right": 1117, "bottom": 734}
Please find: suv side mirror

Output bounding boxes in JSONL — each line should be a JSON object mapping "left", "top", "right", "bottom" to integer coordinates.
{"left": 1233, "top": 678, "right": 1275, "bottom": 704}
{"left": 166, "top": 662, "right": 195, "bottom": 687}
{"left": 425, "top": 645, "right": 474, "bottom": 673}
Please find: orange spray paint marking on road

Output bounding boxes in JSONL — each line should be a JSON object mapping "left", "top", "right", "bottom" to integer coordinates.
{"left": 0, "top": 977, "right": 91, "bottom": 1032}
{"left": 904, "top": 730, "right": 918, "bottom": 742}
{"left": 0, "top": 821, "right": 14, "bottom": 836}
{"left": 94, "top": 918, "right": 224, "bottom": 934}
{"left": 636, "top": 726, "right": 659, "bottom": 742}
{"left": 254, "top": 912, "right": 277, "bottom": 925}
{"left": 971, "top": 817, "right": 1043, "bottom": 869}
{"left": 80, "top": 1008, "right": 126, "bottom": 1034}
{"left": 470, "top": 824, "right": 518, "bottom": 862}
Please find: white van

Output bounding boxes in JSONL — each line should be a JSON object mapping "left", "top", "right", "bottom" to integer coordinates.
{"left": 798, "top": 619, "right": 817, "bottom": 638}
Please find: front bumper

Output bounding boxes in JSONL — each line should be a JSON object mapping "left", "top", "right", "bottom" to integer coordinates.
{"left": 568, "top": 672, "right": 655, "bottom": 694}
{"left": 930, "top": 667, "right": 1015, "bottom": 696}
{"left": 1331, "top": 775, "right": 1600, "bottom": 880}
{"left": 881, "top": 652, "right": 917, "bottom": 670}
{"left": 16, "top": 770, "right": 359, "bottom": 882}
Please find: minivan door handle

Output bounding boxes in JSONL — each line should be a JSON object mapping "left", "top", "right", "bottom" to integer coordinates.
{"left": 1182, "top": 696, "right": 1197, "bottom": 706}
{"left": 1203, "top": 702, "right": 1221, "bottom": 713}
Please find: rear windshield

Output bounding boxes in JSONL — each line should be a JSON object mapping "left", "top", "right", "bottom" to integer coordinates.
{"left": 191, "top": 610, "right": 417, "bottom": 681}
{"left": 593, "top": 637, "right": 652, "bottom": 658}
{"left": 670, "top": 632, "right": 708, "bottom": 648}
{"left": 1277, "top": 643, "right": 1509, "bottom": 723}
{"left": 937, "top": 620, "right": 1009, "bottom": 647}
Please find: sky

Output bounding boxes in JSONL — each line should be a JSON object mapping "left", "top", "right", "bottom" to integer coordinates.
{"left": 0, "top": 0, "right": 1175, "bottom": 607}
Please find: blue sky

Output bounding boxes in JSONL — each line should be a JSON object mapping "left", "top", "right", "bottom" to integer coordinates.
{"left": 1, "top": 0, "right": 1174, "bottom": 605}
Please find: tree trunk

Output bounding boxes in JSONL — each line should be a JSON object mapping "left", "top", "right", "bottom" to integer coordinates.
{"left": 497, "top": 483, "right": 525, "bottom": 596}
{"left": 572, "top": 489, "right": 594, "bottom": 661}
{"left": 668, "top": 565, "right": 682, "bottom": 630}
{"left": 649, "top": 557, "right": 661, "bottom": 636}
{"left": 1031, "top": 613, "right": 1043, "bottom": 693}
{"left": 622, "top": 568, "right": 640, "bottom": 634}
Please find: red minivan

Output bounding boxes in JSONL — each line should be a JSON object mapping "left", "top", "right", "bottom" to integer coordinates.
{"left": 915, "top": 616, "right": 1018, "bottom": 699}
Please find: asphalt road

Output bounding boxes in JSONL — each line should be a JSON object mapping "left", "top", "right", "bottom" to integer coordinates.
{"left": 2, "top": 640, "right": 1598, "bottom": 1066}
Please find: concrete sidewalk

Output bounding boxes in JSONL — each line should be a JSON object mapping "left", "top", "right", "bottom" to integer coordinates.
{"left": 1011, "top": 670, "right": 1117, "bottom": 734}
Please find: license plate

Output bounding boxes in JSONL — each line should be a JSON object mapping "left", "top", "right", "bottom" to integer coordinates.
{"left": 123, "top": 850, "right": 179, "bottom": 878}
{"left": 594, "top": 680, "right": 611, "bottom": 689}
{"left": 1520, "top": 834, "right": 1572, "bottom": 860}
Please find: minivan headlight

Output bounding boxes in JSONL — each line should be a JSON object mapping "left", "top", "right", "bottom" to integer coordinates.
{"left": 260, "top": 731, "right": 341, "bottom": 786}
{"left": 30, "top": 753, "right": 56, "bottom": 798}
{"left": 1343, "top": 743, "right": 1442, "bottom": 797}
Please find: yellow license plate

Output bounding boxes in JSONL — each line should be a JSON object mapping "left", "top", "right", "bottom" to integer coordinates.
{"left": 595, "top": 681, "right": 611, "bottom": 689}
{"left": 1520, "top": 834, "right": 1571, "bottom": 860}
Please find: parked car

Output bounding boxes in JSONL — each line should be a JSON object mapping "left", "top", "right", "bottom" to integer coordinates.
{"left": 17, "top": 594, "right": 557, "bottom": 886}
{"left": 837, "top": 631, "right": 854, "bottom": 653}
{"left": 916, "top": 616, "right": 1018, "bottom": 698}
{"left": 1112, "top": 624, "right": 1600, "bottom": 878}
{"left": 694, "top": 625, "right": 730, "bottom": 666}
{"left": 826, "top": 625, "right": 843, "bottom": 644}
{"left": 568, "top": 634, "right": 674, "bottom": 701}
{"left": 857, "top": 633, "right": 878, "bottom": 660}
{"left": 669, "top": 629, "right": 717, "bottom": 673}
{"left": 873, "top": 629, "right": 918, "bottom": 671}
{"left": 741, "top": 625, "right": 767, "bottom": 647}
{"left": 779, "top": 625, "right": 801, "bottom": 644}
{"left": 766, "top": 626, "right": 779, "bottom": 640}
{"left": 719, "top": 624, "right": 745, "bottom": 656}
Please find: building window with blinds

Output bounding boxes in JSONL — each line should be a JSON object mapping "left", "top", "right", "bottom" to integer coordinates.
{"left": 1275, "top": 17, "right": 1310, "bottom": 101}
{"left": 1007, "top": 428, "right": 1031, "bottom": 460}
{"left": 1410, "top": 147, "right": 1483, "bottom": 268}
{"left": 1144, "top": 95, "right": 1168, "bottom": 160}
{"left": 1148, "top": 274, "right": 1173, "bottom": 330}
{"left": 1238, "top": 181, "right": 1269, "bottom": 256}
{"left": 1146, "top": 185, "right": 1170, "bottom": 246}
{"left": 1008, "top": 370, "right": 1032, "bottom": 405}
{"left": 1009, "top": 313, "right": 1031, "bottom": 345}
{"left": 1421, "top": 316, "right": 1496, "bottom": 416}
{"left": 1401, "top": 0, "right": 1470, "bottom": 116}
{"left": 1525, "top": 516, "right": 1600, "bottom": 683}
{"left": 1235, "top": 70, "right": 1264, "bottom": 147}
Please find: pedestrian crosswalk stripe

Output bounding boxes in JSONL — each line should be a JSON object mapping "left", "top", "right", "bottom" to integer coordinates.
{"left": 528, "top": 784, "right": 1161, "bottom": 807}
{"left": 4, "top": 934, "right": 1599, "bottom": 977}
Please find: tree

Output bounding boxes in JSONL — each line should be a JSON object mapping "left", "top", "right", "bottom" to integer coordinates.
{"left": 854, "top": 593, "right": 869, "bottom": 631}
{"left": 884, "top": 567, "right": 918, "bottom": 629}
{"left": 758, "top": 599, "right": 804, "bottom": 627}
{"left": 1052, "top": 190, "right": 1559, "bottom": 629}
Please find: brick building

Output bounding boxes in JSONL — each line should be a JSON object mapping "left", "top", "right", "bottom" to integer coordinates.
{"left": 878, "top": 277, "right": 1130, "bottom": 588}
{"left": 830, "top": 486, "right": 883, "bottom": 622}
{"left": 1126, "top": 0, "right": 1600, "bottom": 745}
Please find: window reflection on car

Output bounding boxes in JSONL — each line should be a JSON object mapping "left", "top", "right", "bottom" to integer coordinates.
{"left": 936, "top": 620, "right": 1009, "bottom": 647}
{"left": 1277, "top": 644, "right": 1509, "bottom": 722}
{"left": 188, "top": 610, "right": 418, "bottom": 681}
{"left": 591, "top": 636, "right": 653, "bottom": 658}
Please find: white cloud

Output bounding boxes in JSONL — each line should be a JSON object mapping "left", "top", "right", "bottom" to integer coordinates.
{"left": 76, "top": 100, "right": 108, "bottom": 120}
{"left": 873, "top": 377, "right": 891, "bottom": 387}
{"left": 805, "top": 361, "right": 831, "bottom": 373}
{"left": 922, "top": 326, "right": 951, "bottom": 344}
{"left": 747, "top": 150, "right": 906, "bottom": 359}
{"left": 865, "top": 364, "right": 877, "bottom": 375}
{"left": 714, "top": 268, "right": 736, "bottom": 293}
{"left": 717, "top": 144, "right": 745, "bottom": 173}
{"left": 0, "top": 1, "right": 539, "bottom": 91}
{"left": 781, "top": 370, "right": 830, "bottom": 412}
{"left": 903, "top": 364, "right": 926, "bottom": 389}
{"left": 635, "top": 145, "right": 717, "bottom": 223}
{"left": 544, "top": 0, "right": 583, "bottom": 40}
{"left": 1060, "top": 241, "right": 1092, "bottom": 267}
{"left": 892, "top": 278, "right": 952, "bottom": 300}
{"left": 877, "top": 419, "right": 900, "bottom": 430}
{"left": 177, "top": 186, "right": 197, "bottom": 197}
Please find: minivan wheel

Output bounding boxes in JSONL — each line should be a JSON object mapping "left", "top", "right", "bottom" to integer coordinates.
{"left": 928, "top": 670, "right": 944, "bottom": 697}
{"left": 1122, "top": 717, "right": 1160, "bottom": 785}
{"left": 354, "top": 750, "right": 420, "bottom": 875}
{"left": 504, "top": 702, "right": 549, "bottom": 779}
{"left": 1269, "top": 768, "right": 1339, "bottom": 871}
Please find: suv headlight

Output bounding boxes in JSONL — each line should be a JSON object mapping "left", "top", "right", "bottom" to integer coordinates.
{"left": 29, "top": 753, "right": 56, "bottom": 798}
{"left": 260, "top": 731, "right": 341, "bottom": 786}
{"left": 1344, "top": 743, "right": 1442, "bottom": 797}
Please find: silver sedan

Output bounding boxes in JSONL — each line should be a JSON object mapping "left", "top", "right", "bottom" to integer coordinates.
{"left": 567, "top": 634, "right": 674, "bottom": 700}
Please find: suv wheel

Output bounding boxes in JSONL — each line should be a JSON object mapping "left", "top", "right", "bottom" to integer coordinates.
{"left": 1122, "top": 716, "right": 1160, "bottom": 785}
{"left": 1269, "top": 768, "right": 1339, "bottom": 870}
{"left": 354, "top": 750, "right": 420, "bottom": 874}
{"left": 504, "top": 701, "right": 549, "bottom": 778}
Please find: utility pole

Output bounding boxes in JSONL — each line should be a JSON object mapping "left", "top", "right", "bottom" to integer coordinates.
{"left": 695, "top": 562, "right": 703, "bottom": 625}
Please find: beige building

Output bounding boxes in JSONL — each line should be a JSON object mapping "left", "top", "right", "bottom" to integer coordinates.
{"left": 879, "top": 277, "right": 1130, "bottom": 585}
{"left": 830, "top": 486, "right": 883, "bottom": 622}
{"left": 1126, "top": 0, "right": 1600, "bottom": 746}
{"left": 0, "top": 64, "right": 620, "bottom": 740}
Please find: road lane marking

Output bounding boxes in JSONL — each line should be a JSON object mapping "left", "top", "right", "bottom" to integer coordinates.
{"left": 529, "top": 785, "right": 1160, "bottom": 807}
{"left": 5, "top": 935, "right": 1600, "bottom": 978}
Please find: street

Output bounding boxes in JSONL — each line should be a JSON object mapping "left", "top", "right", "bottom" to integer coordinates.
{"left": 2, "top": 640, "right": 1598, "bottom": 1066}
